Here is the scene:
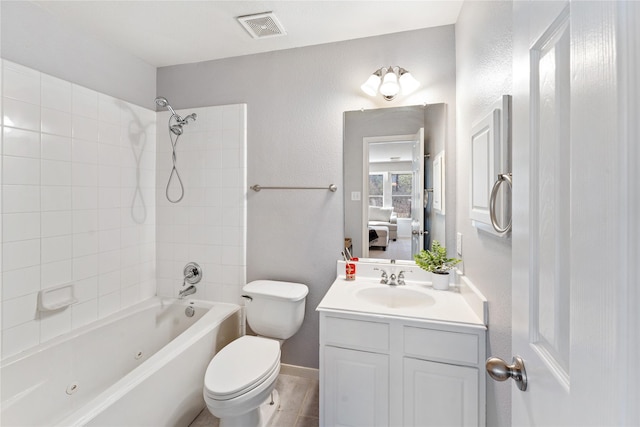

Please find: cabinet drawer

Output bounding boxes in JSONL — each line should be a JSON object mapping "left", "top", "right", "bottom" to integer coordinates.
{"left": 324, "top": 316, "right": 389, "bottom": 352}
{"left": 404, "top": 326, "right": 479, "bottom": 365}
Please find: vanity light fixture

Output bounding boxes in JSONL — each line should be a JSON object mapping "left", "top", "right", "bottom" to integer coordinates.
{"left": 361, "top": 66, "right": 420, "bottom": 101}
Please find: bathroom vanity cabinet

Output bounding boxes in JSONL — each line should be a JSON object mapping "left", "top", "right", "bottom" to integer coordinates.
{"left": 319, "top": 311, "right": 486, "bottom": 427}
{"left": 317, "top": 263, "right": 487, "bottom": 427}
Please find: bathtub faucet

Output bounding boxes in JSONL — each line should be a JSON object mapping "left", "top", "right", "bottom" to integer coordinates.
{"left": 179, "top": 285, "right": 197, "bottom": 299}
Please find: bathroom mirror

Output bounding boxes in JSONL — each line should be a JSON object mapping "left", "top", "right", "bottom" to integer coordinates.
{"left": 343, "top": 104, "right": 448, "bottom": 261}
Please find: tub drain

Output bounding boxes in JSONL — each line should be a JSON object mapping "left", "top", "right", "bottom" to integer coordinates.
{"left": 66, "top": 382, "right": 79, "bottom": 395}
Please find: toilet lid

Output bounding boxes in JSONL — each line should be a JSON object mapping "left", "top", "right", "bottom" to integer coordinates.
{"left": 243, "top": 280, "right": 308, "bottom": 302}
{"left": 204, "top": 336, "right": 280, "bottom": 400}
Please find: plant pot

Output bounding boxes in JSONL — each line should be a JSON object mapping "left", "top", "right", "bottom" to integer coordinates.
{"left": 432, "top": 271, "right": 450, "bottom": 290}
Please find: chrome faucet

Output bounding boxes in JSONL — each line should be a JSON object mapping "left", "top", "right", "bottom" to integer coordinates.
{"left": 389, "top": 271, "right": 404, "bottom": 286}
{"left": 179, "top": 262, "right": 201, "bottom": 299}
{"left": 374, "top": 267, "right": 409, "bottom": 286}
{"left": 374, "top": 268, "right": 389, "bottom": 284}
{"left": 179, "top": 285, "right": 197, "bottom": 299}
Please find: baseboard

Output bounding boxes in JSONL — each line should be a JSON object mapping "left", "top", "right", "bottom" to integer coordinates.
{"left": 280, "top": 363, "right": 319, "bottom": 380}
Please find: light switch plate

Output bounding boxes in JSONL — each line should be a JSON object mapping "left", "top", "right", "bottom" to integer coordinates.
{"left": 351, "top": 191, "right": 361, "bottom": 201}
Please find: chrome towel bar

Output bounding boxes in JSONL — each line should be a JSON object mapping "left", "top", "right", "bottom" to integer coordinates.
{"left": 250, "top": 184, "right": 337, "bottom": 192}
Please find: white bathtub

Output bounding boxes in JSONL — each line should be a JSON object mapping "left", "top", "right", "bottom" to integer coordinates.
{"left": 1, "top": 297, "right": 242, "bottom": 427}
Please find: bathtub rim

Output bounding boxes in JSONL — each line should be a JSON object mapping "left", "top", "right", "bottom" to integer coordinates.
{"left": 1, "top": 296, "right": 228, "bottom": 367}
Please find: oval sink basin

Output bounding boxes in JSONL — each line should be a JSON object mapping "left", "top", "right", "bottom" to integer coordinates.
{"left": 355, "top": 287, "right": 436, "bottom": 309}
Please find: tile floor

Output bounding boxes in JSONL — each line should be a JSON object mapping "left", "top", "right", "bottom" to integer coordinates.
{"left": 189, "top": 373, "right": 319, "bottom": 427}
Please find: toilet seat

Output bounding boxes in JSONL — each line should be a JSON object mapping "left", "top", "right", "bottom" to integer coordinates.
{"left": 204, "top": 336, "right": 280, "bottom": 401}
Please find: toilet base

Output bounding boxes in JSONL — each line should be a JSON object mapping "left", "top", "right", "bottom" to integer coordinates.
{"left": 219, "top": 389, "right": 280, "bottom": 427}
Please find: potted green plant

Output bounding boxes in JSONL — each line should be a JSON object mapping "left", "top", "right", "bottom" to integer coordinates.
{"left": 414, "top": 240, "right": 461, "bottom": 290}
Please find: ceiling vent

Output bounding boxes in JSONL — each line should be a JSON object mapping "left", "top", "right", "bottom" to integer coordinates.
{"left": 237, "top": 12, "right": 287, "bottom": 39}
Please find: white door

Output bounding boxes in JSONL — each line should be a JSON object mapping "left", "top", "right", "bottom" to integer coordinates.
{"left": 411, "top": 127, "right": 425, "bottom": 255}
{"left": 496, "top": 1, "right": 638, "bottom": 425}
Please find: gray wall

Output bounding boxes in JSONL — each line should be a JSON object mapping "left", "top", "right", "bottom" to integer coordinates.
{"left": 455, "top": 1, "right": 513, "bottom": 426}
{"left": 0, "top": 1, "right": 156, "bottom": 108}
{"left": 158, "top": 26, "right": 457, "bottom": 368}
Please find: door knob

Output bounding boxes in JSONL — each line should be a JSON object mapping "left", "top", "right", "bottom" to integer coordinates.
{"left": 485, "top": 356, "right": 528, "bottom": 391}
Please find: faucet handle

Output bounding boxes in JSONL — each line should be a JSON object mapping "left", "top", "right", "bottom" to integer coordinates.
{"left": 183, "top": 262, "right": 202, "bottom": 285}
{"left": 373, "top": 267, "right": 389, "bottom": 284}
{"left": 373, "top": 267, "right": 387, "bottom": 276}
{"left": 397, "top": 270, "right": 410, "bottom": 285}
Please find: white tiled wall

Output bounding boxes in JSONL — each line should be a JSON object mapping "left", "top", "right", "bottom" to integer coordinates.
{"left": 1, "top": 61, "right": 157, "bottom": 359}
{"left": 155, "top": 105, "right": 246, "bottom": 303}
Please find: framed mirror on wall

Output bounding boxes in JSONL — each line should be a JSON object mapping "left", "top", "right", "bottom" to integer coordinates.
{"left": 343, "top": 104, "right": 449, "bottom": 262}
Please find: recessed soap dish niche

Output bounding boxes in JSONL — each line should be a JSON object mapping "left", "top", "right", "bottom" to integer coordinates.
{"left": 38, "top": 283, "right": 78, "bottom": 311}
{"left": 470, "top": 95, "right": 512, "bottom": 236}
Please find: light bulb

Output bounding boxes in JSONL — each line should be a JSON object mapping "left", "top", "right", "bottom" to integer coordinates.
{"left": 361, "top": 73, "right": 381, "bottom": 96}
{"left": 399, "top": 70, "right": 420, "bottom": 94}
{"left": 379, "top": 68, "right": 399, "bottom": 99}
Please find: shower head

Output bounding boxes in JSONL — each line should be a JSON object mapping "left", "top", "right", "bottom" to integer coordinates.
{"left": 154, "top": 96, "right": 178, "bottom": 117}
{"left": 170, "top": 124, "right": 183, "bottom": 136}
{"left": 154, "top": 96, "right": 169, "bottom": 108}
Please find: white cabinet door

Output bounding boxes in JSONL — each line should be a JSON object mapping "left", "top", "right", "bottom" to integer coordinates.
{"left": 323, "top": 346, "right": 389, "bottom": 427}
{"left": 403, "top": 358, "right": 478, "bottom": 427}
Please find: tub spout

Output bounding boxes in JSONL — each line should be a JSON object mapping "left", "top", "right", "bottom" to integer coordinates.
{"left": 179, "top": 285, "right": 196, "bottom": 299}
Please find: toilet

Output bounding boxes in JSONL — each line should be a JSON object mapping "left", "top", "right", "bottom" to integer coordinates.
{"left": 203, "top": 280, "right": 309, "bottom": 427}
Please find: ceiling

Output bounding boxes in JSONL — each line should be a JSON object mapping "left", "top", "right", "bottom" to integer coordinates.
{"left": 33, "top": 1, "right": 463, "bottom": 68}
{"left": 369, "top": 141, "right": 414, "bottom": 164}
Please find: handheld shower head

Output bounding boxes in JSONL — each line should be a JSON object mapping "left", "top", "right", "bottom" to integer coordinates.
{"left": 157, "top": 96, "right": 197, "bottom": 204}
{"left": 154, "top": 96, "right": 178, "bottom": 117}
{"left": 154, "top": 96, "right": 169, "bottom": 108}
{"left": 170, "top": 124, "right": 183, "bottom": 136}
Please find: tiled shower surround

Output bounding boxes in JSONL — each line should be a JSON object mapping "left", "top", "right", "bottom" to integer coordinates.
{"left": 0, "top": 60, "right": 247, "bottom": 359}
{"left": 155, "top": 104, "right": 247, "bottom": 301}
{"left": 0, "top": 60, "right": 156, "bottom": 358}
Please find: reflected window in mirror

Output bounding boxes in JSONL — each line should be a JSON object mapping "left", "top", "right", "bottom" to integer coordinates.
{"left": 369, "top": 174, "right": 383, "bottom": 206}
{"left": 391, "top": 173, "right": 412, "bottom": 218}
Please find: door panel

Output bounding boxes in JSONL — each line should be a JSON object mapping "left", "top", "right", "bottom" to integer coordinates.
{"left": 528, "top": 4, "right": 571, "bottom": 387}
{"left": 323, "top": 346, "right": 389, "bottom": 427}
{"left": 403, "top": 358, "right": 478, "bottom": 427}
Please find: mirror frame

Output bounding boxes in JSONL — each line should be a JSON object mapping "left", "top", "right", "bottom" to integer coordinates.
{"left": 343, "top": 103, "right": 452, "bottom": 261}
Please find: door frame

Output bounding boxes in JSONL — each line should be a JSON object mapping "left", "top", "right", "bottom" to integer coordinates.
{"left": 618, "top": 1, "right": 640, "bottom": 423}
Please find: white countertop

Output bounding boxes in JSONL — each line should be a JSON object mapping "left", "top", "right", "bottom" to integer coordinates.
{"left": 317, "top": 261, "right": 487, "bottom": 327}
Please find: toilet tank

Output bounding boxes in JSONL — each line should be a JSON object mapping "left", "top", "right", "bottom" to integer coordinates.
{"left": 242, "top": 280, "right": 309, "bottom": 340}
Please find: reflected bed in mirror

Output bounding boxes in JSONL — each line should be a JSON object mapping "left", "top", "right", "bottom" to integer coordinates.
{"left": 343, "top": 104, "right": 448, "bottom": 261}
